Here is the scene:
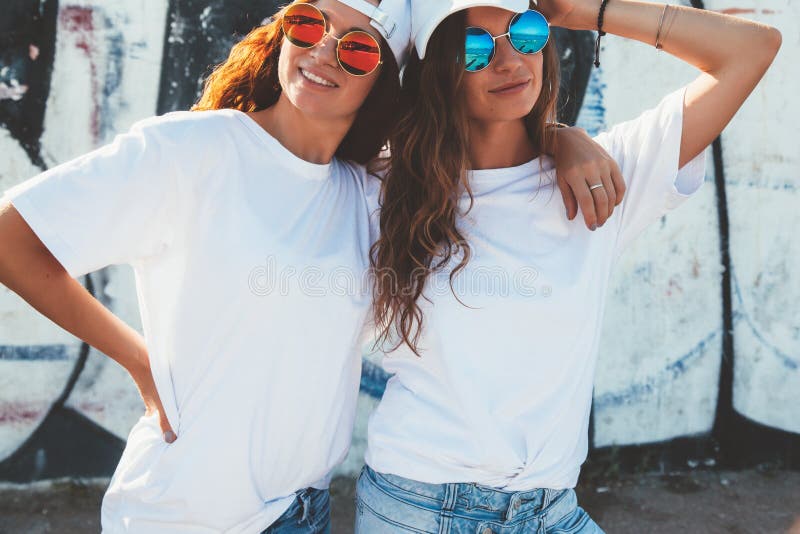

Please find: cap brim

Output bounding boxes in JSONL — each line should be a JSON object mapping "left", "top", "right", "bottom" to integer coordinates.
{"left": 415, "top": 0, "right": 530, "bottom": 59}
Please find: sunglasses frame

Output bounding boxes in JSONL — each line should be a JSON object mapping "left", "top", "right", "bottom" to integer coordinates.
{"left": 281, "top": 3, "right": 384, "bottom": 77}
{"left": 464, "top": 9, "right": 551, "bottom": 73}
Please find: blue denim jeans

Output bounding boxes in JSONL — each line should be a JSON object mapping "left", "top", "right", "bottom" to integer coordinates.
{"left": 262, "top": 487, "right": 331, "bottom": 534}
{"left": 355, "top": 465, "right": 605, "bottom": 533}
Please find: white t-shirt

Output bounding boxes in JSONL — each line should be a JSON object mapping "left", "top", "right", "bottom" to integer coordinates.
{"left": 3, "top": 109, "right": 376, "bottom": 532}
{"left": 364, "top": 86, "right": 707, "bottom": 490}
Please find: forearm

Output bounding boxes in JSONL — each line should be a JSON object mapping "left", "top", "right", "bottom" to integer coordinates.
{"left": 556, "top": 0, "right": 780, "bottom": 167}
{"left": 0, "top": 203, "right": 150, "bottom": 380}
{"left": 567, "top": 1, "right": 781, "bottom": 74}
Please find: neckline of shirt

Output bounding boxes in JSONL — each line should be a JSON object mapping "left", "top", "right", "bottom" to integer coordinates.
{"left": 466, "top": 156, "right": 554, "bottom": 194}
{"left": 230, "top": 109, "right": 333, "bottom": 181}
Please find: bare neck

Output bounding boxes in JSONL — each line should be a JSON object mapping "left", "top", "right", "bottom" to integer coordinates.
{"left": 467, "top": 117, "right": 539, "bottom": 170}
{"left": 250, "top": 94, "right": 353, "bottom": 164}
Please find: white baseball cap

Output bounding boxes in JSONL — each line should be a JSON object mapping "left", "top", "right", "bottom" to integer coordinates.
{"left": 336, "top": 0, "right": 413, "bottom": 68}
{"left": 411, "top": 0, "right": 530, "bottom": 59}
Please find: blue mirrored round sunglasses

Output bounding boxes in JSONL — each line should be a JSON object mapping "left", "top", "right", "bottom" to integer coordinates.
{"left": 464, "top": 10, "right": 550, "bottom": 72}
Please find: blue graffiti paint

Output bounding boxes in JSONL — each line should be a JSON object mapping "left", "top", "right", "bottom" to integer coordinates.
{"left": 594, "top": 328, "right": 720, "bottom": 408}
{"left": 593, "top": 278, "right": 800, "bottom": 408}
{"left": 360, "top": 358, "right": 390, "bottom": 399}
{"left": 575, "top": 65, "right": 606, "bottom": 137}
{"left": 728, "top": 181, "right": 797, "bottom": 192}
{"left": 731, "top": 267, "right": 799, "bottom": 370}
{"left": 0, "top": 344, "right": 75, "bottom": 361}
{"left": 99, "top": 12, "right": 125, "bottom": 142}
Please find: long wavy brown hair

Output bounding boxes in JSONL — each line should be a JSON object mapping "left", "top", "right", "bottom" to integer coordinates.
{"left": 371, "top": 4, "right": 561, "bottom": 355}
{"left": 192, "top": 0, "right": 400, "bottom": 165}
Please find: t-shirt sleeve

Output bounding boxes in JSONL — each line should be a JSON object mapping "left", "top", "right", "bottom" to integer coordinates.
{"left": 593, "top": 85, "right": 707, "bottom": 258}
{"left": 2, "top": 116, "right": 181, "bottom": 278}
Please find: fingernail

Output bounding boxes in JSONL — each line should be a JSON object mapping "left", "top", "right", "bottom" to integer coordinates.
{"left": 590, "top": 224, "right": 597, "bottom": 231}
{"left": 164, "top": 430, "right": 177, "bottom": 443}
{"left": 565, "top": 207, "right": 570, "bottom": 219}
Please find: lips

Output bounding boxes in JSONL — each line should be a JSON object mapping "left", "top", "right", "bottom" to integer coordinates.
{"left": 489, "top": 79, "right": 531, "bottom": 93}
{"left": 299, "top": 67, "right": 339, "bottom": 88}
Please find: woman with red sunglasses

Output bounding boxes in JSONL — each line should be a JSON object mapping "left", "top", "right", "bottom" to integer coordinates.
{"left": 0, "top": 1, "right": 409, "bottom": 532}
{"left": 0, "top": 0, "right": 622, "bottom": 532}
{"left": 358, "top": 0, "right": 781, "bottom": 532}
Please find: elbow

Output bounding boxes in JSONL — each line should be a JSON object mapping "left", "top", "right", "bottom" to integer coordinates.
{"left": 712, "top": 26, "right": 781, "bottom": 79}
{"left": 769, "top": 27, "right": 782, "bottom": 54}
{"left": 760, "top": 26, "right": 782, "bottom": 64}
{"left": 742, "top": 26, "right": 782, "bottom": 76}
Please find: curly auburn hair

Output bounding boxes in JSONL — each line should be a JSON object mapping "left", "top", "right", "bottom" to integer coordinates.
{"left": 192, "top": 0, "right": 401, "bottom": 165}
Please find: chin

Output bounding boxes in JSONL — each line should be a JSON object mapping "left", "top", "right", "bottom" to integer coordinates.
{"left": 287, "top": 86, "right": 337, "bottom": 117}
{"left": 492, "top": 103, "right": 536, "bottom": 122}
{"left": 291, "top": 94, "right": 327, "bottom": 115}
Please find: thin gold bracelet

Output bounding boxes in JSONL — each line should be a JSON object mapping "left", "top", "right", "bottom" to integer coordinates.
{"left": 661, "top": 5, "right": 677, "bottom": 48}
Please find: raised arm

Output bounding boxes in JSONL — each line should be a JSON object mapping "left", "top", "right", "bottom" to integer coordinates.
{"left": 541, "top": 0, "right": 782, "bottom": 168}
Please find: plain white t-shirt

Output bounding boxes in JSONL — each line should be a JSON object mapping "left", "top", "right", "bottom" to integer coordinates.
{"left": 3, "top": 109, "right": 376, "bottom": 532}
{"left": 364, "top": 85, "right": 707, "bottom": 490}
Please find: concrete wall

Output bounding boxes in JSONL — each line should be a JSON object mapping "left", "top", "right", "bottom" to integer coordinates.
{"left": 0, "top": 0, "right": 796, "bottom": 482}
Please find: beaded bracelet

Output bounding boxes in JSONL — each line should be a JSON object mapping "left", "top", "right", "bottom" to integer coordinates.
{"left": 594, "top": 0, "right": 610, "bottom": 68}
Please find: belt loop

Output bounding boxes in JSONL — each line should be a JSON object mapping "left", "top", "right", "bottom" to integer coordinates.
{"left": 297, "top": 489, "right": 312, "bottom": 524}
{"left": 437, "top": 483, "right": 458, "bottom": 534}
{"left": 542, "top": 488, "right": 553, "bottom": 510}
{"left": 505, "top": 494, "right": 521, "bottom": 521}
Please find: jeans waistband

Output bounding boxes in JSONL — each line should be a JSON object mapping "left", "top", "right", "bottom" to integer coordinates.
{"left": 363, "top": 465, "right": 576, "bottom": 524}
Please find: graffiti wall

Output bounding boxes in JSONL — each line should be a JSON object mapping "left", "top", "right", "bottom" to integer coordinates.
{"left": 0, "top": 0, "right": 797, "bottom": 482}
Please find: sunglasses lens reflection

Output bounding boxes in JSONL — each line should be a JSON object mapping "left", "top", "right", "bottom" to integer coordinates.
{"left": 283, "top": 4, "right": 325, "bottom": 48}
{"left": 339, "top": 31, "right": 382, "bottom": 75}
{"left": 509, "top": 10, "right": 550, "bottom": 54}
{"left": 465, "top": 27, "right": 495, "bottom": 72}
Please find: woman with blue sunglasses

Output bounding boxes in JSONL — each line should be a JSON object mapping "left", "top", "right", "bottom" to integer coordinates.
{"left": 357, "top": 0, "right": 781, "bottom": 532}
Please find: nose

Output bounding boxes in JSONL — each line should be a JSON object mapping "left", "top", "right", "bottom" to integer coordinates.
{"left": 309, "top": 31, "right": 339, "bottom": 68}
{"left": 492, "top": 36, "right": 524, "bottom": 73}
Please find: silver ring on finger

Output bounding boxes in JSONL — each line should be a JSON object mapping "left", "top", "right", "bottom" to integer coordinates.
{"left": 589, "top": 183, "right": 605, "bottom": 191}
